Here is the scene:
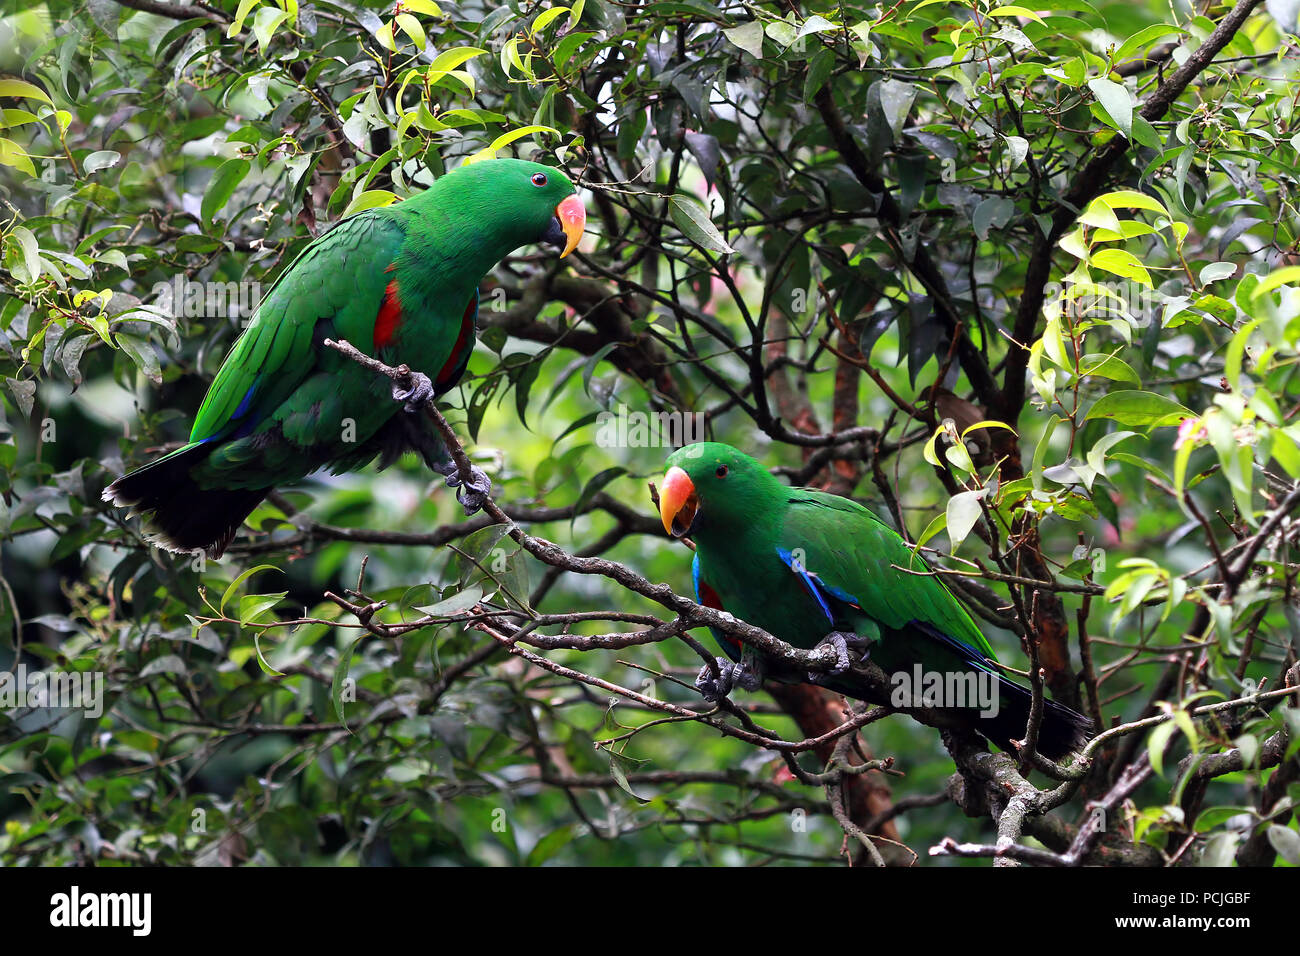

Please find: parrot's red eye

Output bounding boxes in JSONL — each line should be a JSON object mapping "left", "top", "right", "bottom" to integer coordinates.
{"left": 716, "top": 465, "right": 728, "bottom": 478}
{"left": 531, "top": 172, "right": 548, "bottom": 187}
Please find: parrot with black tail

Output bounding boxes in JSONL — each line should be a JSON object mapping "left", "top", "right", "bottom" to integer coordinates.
{"left": 105, "top": 158, "right": 586, "bottom": 557}
{"left": 657, "top": 442, "right": 1091, "bottom": 759}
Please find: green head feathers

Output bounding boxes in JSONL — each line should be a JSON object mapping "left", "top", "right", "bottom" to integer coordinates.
{"left": 660, "top": 442, "right": 788, "bottom": 540}
{"left": 395, "top": 158, "right": 585, "bottom": 283}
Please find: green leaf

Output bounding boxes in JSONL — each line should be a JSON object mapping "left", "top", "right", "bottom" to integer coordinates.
{"left": 945, "top": 488, "right": 986, "bottom": 551}
{"left": 1198, "top": 831, "right": 1240, "bottom": 866}
{"left": 973, "top": 196, "right": 1014, "bottom": 240}
{"left": 531, "top": 6, "right": 570, "bottom": 35}
{"left": 1115, "top": 24, "right": 1186, "bottom": 63}
{"left": 1088, "top": 78, "right": 1133, "bottom": 138}
{"left": 239, "top": 590, "right": 287, "bottom": 625}
{"left": 5, "top": 377, "right": 36, "bottom": 418}
{"left": 796, "top": 14, "right": 836, "bottom": 38}
{"left": 1252, "top": 265, "right": 1300, "bottom": 300}
{"left": 227, "top": 0, "right": 261, "bottom": 37}
{"left": 139, "top": 654, "right": 187, "bottom": 678}
{"left": 1148, "top": 719, "right": 1177, "bottom": 776}
{"left": 1090, "top": 248, "right": 1153, "bottom": 286}
{"left": 1199, "top": 261, "right": 1236, "bottom": 284}
{"left": 876, "top": 79, "right": 917, "bottom": 138}
{"left": 220, "top": 564, "right": 281, "bottom": 615}
{"left": 428, "top": 47, "right": 488, "bottom": 73}
{"left": 342, "top": 189, "right": 398, "bottom": 218}
{"left": 764, "top": 18, "right": 798, "bottom": 47}
{"left": 1079, "top": 353, "right": 1140, "bottom": 384}
{"left": 723, "top": 20, "right": 765, "bottom": 58}
{"left": 525, "top": 824, "right": 576, "bottom": 866}
{"left": 1234, "top": 733, "right": 1259, "bottom": 770}
{"left": 414, "top": 584, "right": 485, "bottom": 619}
{"left": 1193, "top": 805, "right": 1251, "bottom": 833}
{"left": 571, "top": 466, "right": 625, "bottom": 530}
{"left": 1085, "top": 390, "right": 1191, "bottom": 428}
{"left": 485, "top": 124, "right": 560, "bottom": 154}
{"left": 0, "top": 138, "right": 35, "bottom": 178}
{"left": 988, "top": 6, "right": 1046, "bottom": 25}
{"left": 251, "top": 6, "right": 289, "bottom": 52}
{"left": 582, "top": 343, "right": 617, "bottom": 396}
{"left": 7, "top": 225, "right": 40, "bottom": 284}
{"left": 333, "top": 636, "right": 364, "bottom": 729}
{"left": 83, "top": 150, "right": 120, "bottom": 174}
{"left": 0, "top": 79, "right": 52, "bottom": 105}
{"left": 115, "top": 333, "right": 161, "bottom": 385}
{"left": 914, "top": 512, "right": 947, "bottom": 549}
{"left": 609, "top": 755, "right": 649, "bottom": 803}
{"left": 1267, "top": 824, "right": 1300, "bottom": 864}
{"left": 1097, "top": 189, "right": 1169, "bottom": 216}
{"left": 202, "top": 158, "right": 250, "bottom": 223}
{"left": 395, "top": 12, "right": 426, "bottom": 50}
{"left": 804, "top": 47, "right": 835, "bottom": 101}
{"left": 669, "top": 195, "right": 735, "bottom": 255}
{"left": 252, "top": 632, "right": 285, "bottom": 676}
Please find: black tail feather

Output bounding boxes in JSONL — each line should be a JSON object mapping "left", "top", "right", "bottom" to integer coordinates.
{"left": 102, "top": 443, "right": 267, "bottom": 559}
{"left": 978, "top": 674, "right": 1093, "bottom": 760}
{"left": 903, "top": 620, "right": 1094, "bottom": 759}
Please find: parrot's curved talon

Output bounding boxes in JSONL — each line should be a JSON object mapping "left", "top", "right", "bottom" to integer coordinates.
{"left": 427, "top": 453, "right": 492, "bottom": 514}
{"left": 732, "top": 659, "right": 762, "bottom": 691}
{"left": 452, "top": 465, "right": 493, "bottom": 516}
{"left": 695, "top": 657, "right": 737, "bottom": 702}
{"left": 808, "top": 631, "right": 869, "bottom": 684}
{"left": 393, "top": 371, "right": 435, "bottom": 412}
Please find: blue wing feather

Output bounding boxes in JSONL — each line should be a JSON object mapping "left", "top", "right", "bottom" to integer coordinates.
{"left": 776, "top": 545, "right": 994, "bottom": 668}
{"left": 776, "top": 547, "right": 853, "bottom": 622}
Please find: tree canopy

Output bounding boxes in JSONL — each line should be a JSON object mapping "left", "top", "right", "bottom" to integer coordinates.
{"left": 1, "top": 0, "right": 1299, "bottom": 867}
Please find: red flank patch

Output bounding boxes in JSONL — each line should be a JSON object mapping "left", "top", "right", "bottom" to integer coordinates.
{"left": 373, "top": 279, "right": 401, "bottom": 349}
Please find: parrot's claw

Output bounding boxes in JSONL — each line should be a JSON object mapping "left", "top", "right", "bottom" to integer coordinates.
{"left": 808, "top": 631, "right": 870, "bottom": 685}
{"left": 696, "top": 658, "right": 738, "bottom": 702}
{"left": 695, "top": 656, "right": 762, "bottom": 702}
{"left": 429, "top": 457, "right": 493, "bottom": 514}
{"left": 733, "top": 657, "right": 763, "bottom": 692}
{"left": 448, "top": 464, "right": 493, "bottom": 516}
{"left": 695, "top": 657, "right": 736, "bottom": 702}
{"left": 393, "top": 371, "right": 435, "bottom": 412}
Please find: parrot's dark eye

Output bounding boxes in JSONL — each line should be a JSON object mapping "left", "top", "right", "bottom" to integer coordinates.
{"left": 531, "top": 172, "right": 548, "bottom": 187}
{"left": 715, "top": 465, "right": 728, "bottom": 478}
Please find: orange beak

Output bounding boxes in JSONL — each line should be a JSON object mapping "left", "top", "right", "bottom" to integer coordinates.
{"left": 555, "top": 193, "right": 586, "bottom": 258}
{"left": 659, "top": 466, "right": 698, "bottom": 537}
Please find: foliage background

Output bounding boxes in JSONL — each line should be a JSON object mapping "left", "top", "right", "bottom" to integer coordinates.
{"left": 1, "top": 0, "right": 1299, "bottom": 866}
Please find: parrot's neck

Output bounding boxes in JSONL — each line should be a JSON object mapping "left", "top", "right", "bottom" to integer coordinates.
{"left": 392, "top": 190, "right": 533, "bottom": 297}
{"left": 690, "top": 494, "right": 787, "bottom": 555}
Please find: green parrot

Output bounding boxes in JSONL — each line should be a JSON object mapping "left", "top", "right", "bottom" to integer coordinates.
{"left": 657, "top": 442, "right": 1091, "bottom": 759}
{"left": 104, "top": 158, "right": 585, "bottom": 558}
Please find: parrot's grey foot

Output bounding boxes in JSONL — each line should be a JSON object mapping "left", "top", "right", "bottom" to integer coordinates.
{"left": 808, "top": 631, "right": 870, "bottom": 684}
{"left": 393, "top": 371, "right": 435, "bottom": 412}
{"left": 445, "top": 463, "right": 492, "bottom": 515}
{"left": 695, "top": 656, "right": 762, "bottom": 702}
{"left": 695, "top": 657, "right": 737, "bottom": 702}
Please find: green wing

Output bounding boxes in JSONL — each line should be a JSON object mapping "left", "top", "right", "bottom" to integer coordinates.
{"left": 778, "top": 489, "right": 996, "bottom": 661}
{"left": 189, "top": 211, "right": 407, "bottom": 443}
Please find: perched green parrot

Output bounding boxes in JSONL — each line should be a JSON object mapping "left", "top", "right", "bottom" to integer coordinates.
{"left": 658, "top": 442, "right": 1091, "bottom": 759}
{"left": 104, "top": 158, "right": 585, "bottom": 558}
